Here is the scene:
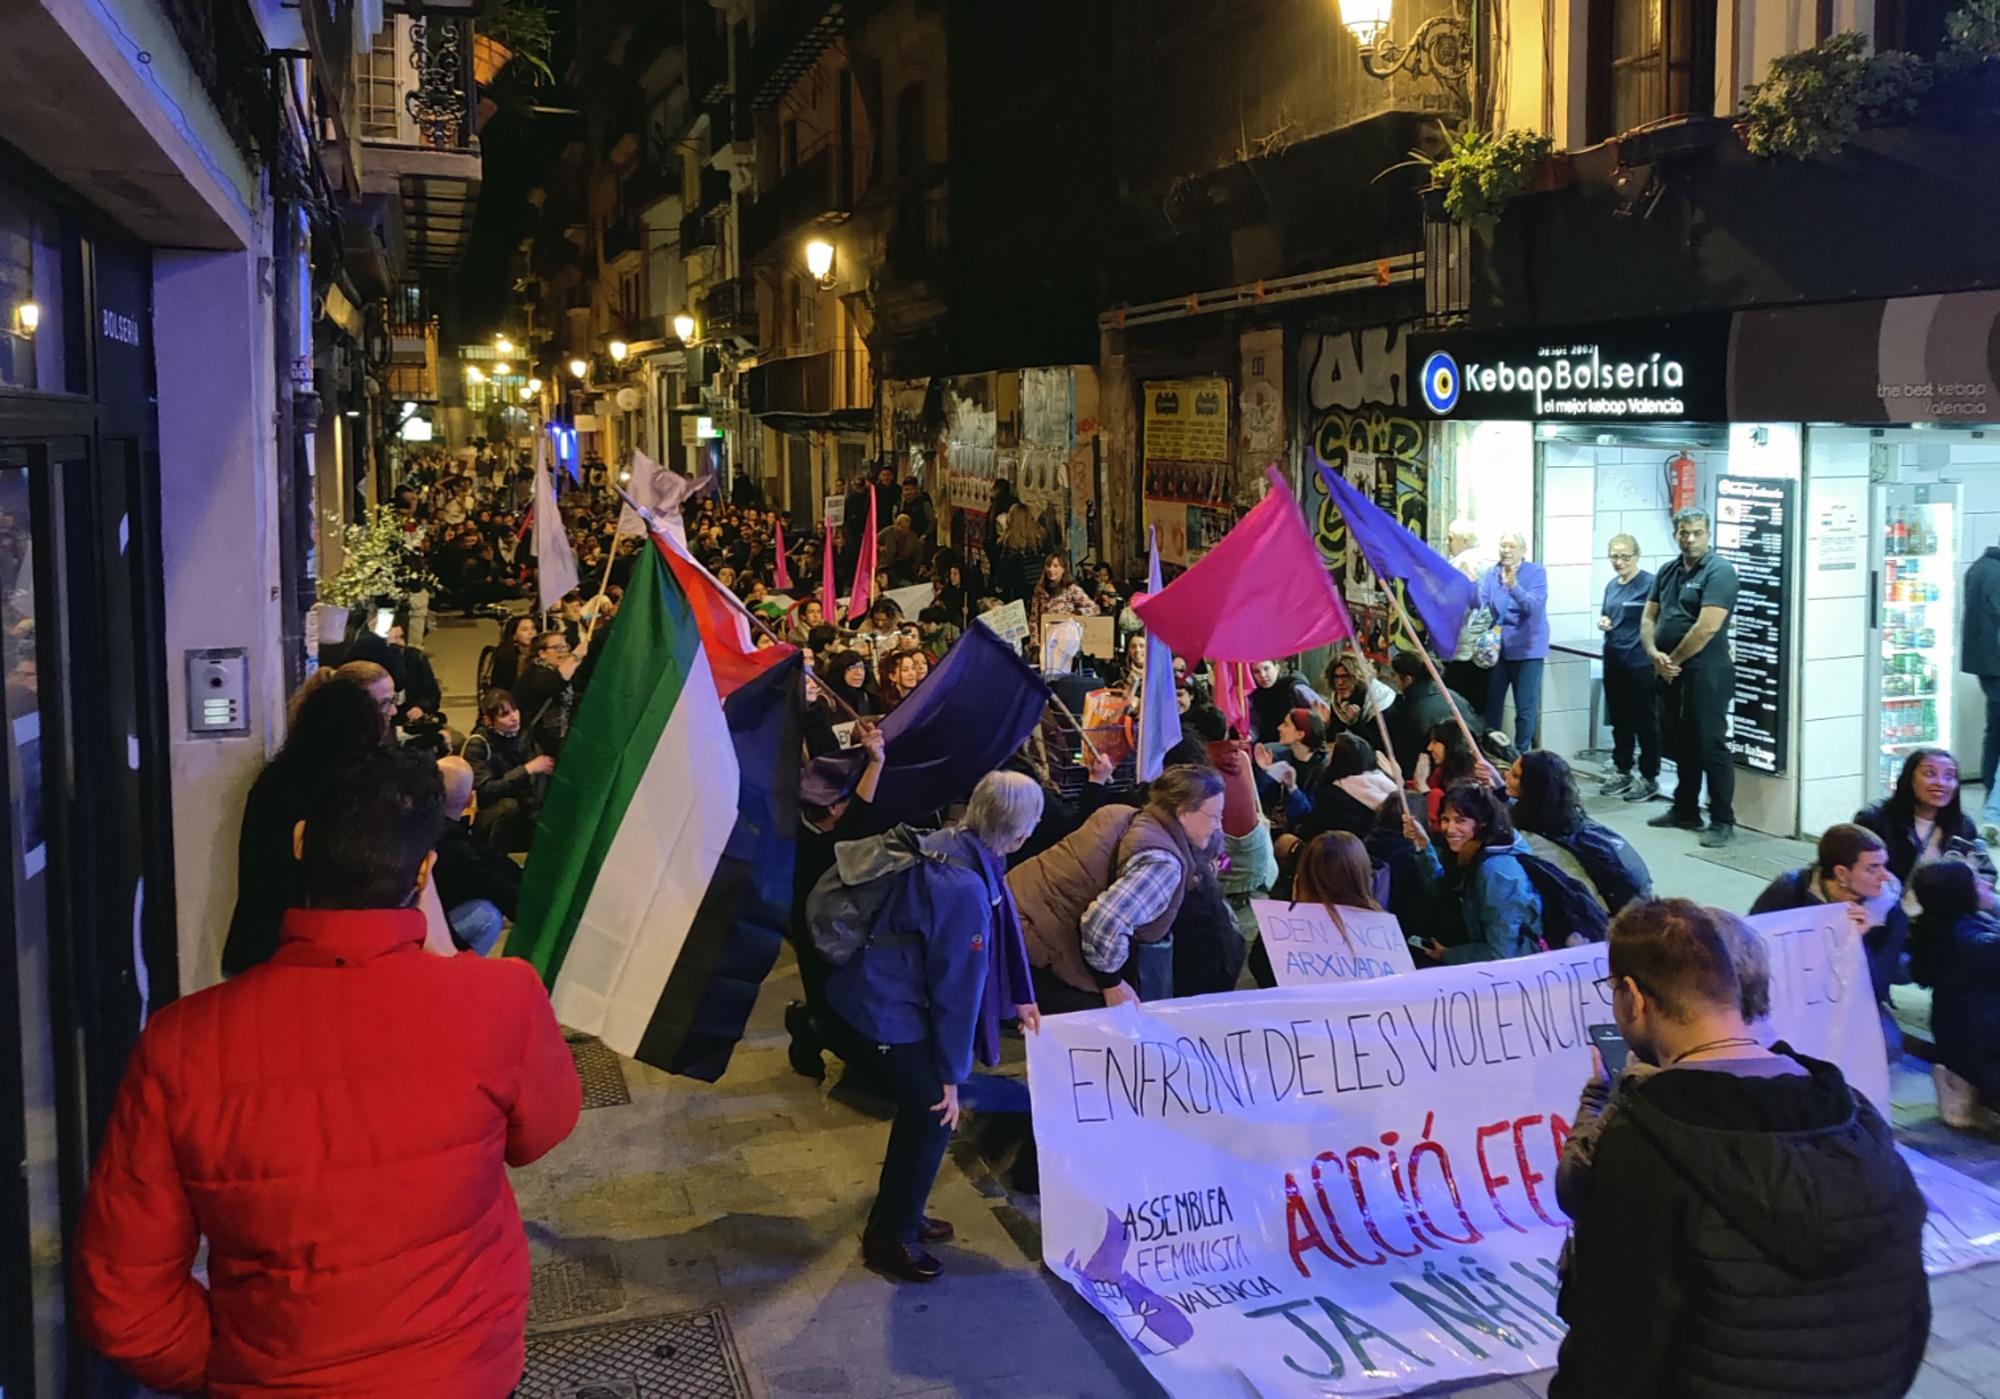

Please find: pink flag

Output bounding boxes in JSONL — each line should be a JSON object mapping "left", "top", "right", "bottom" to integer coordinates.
{"left": 1132, "top": 469, "right": 1354, "bottom": 660}
{"left": 773, "top": 518, "right": 793, "bottom": 591}
{"left": 846, "top": 488, "right": 878, "bottom": 623}
{"left": 821, "top": 522, "right": 837, "bottom": 620}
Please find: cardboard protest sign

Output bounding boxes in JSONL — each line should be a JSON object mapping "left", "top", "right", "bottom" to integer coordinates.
{"left": 1028, "top": 911, "right": 1994, "bottom": 1396}
{"left": 978, "top": 599, "right": 1030, "bottom": 652}
{"left": 1253, "top": 900, "right": 1415, "bottom": 987}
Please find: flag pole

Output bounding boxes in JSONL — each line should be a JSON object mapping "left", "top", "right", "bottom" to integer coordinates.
{"left": 605, "top": 480, "right": 868, "bottom": 727}
{"left": 1045, "top": 690, "right": 1103, "bottom": 763}
{"left": 1381, "top": 585, "right": 1484, "bottom": 760}
{"left": 1348, "top": 638, "right": 1404, "bottom": 784}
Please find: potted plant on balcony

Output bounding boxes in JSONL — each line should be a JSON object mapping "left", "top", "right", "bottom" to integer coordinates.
{"left": 1383, "top": 124, "right": 1558, "bottom": 227}
{"left": 319, "top": 506, "right": 438, "bottom": 616}
{"left": 474, "top": 0, "right": 555, "bottom": 86}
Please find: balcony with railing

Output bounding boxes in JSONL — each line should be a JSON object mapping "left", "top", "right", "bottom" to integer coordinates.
{"left": 744, "top": 146, "right": 852, "bottom": 262}
{"left": 746, "top": 0, "right": 848, "bottom": 110}
{"left": 356, "top": 13, "right": 481, "bottom": 270}
{"left": 700, "top": 277, "right": 757, "bottom": 345}
{"left": 383, "top": 319, "right": 440, "bottom": 402}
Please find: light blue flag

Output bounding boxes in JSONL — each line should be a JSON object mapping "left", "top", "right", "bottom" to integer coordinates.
{"left": 1137, "top": 527, "right": 1179, "bottom": 782}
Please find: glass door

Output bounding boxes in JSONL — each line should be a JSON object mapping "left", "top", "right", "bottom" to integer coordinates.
{"left": 1875, "top": 483, "right": 1959, "bottom": 794}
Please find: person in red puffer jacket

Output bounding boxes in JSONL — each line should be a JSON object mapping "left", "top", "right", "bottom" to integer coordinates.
{"left": 72, "top": 748, "right": 582, "bottom": 1397}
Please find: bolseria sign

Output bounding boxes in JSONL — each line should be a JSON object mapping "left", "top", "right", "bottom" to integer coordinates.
{"left": 1411, "top": 317, "right": 1731, "bottom": 422}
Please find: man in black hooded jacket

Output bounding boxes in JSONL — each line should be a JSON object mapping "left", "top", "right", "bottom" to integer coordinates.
{"left": 1553, "top": 897, "right": 1929, "bottom": 1399}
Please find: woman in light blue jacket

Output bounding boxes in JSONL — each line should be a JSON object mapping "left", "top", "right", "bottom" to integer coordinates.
{"left": 1404, "top": 781, "right": 1543, "bottom": 964}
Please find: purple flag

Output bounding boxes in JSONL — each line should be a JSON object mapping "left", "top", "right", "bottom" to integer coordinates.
{"left": 1136, "top": 527, "right": 1178, "bottom": 783}
{"left": 801, "top": 621, "right": 1049, "bottom": 823}
{"left": 1315, "top": 462, "right": 1474, "bottom": 652}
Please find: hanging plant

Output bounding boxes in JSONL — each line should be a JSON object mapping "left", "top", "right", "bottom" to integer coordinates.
{"left": 1739, "top": 32, "right": 1931, "bottom": 159}
{"left": 1381, "top": 125, "right": 1555, "bottom": 227}
{"left": 475, "top": 0, "right": 555, "bottom": 86}
{"left": 319, "top": 506, "right": 438, "bottom": 608}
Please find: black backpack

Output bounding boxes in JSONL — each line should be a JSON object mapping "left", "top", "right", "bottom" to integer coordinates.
{"left": 805, "top": 824, "right": 946, "bottom": 966}
{"left": 1502, "top": 849, "right": 1612, "bottom": 948}
{"left": 1559, "top": 820, "right": 1653, "bottom": 915}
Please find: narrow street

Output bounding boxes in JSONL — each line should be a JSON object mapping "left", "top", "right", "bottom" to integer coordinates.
{"left": 415, "top": 616, "right": 2000, "bottom": 1399}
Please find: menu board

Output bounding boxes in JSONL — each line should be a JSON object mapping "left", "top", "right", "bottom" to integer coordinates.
{"left": 1715, "top": 475, "right": 1793, "bottom": 774}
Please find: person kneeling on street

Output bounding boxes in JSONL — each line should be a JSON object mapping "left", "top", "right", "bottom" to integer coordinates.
{"left": 1550, "top": 898, "right": 1928, "bottom": 1399}
{"left": 71, "top": 748, "right": 581, "bottom": 1396}
{"left": 822, "top": 770, "right": 1044, "bottom": 1283}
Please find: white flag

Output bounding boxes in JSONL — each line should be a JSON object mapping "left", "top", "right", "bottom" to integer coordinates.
{"left": 618, "top": 450, "right": 714, "bottom": 548}
{"left": 533, "top": 435, "right": 579, "bottom": 613}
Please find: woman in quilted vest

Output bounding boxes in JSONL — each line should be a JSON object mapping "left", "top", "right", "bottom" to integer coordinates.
{"left": 1009, "top": 765, "right": 1226, "bottom": 1013}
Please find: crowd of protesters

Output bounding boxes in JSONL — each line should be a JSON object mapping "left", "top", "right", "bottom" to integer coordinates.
{"left": 64, "top": 448, "right": 1969, "bottom": 1396}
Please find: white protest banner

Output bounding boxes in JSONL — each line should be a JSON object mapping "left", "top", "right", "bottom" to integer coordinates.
{"left": 883, "top": 582, "right": 933, "bottom": 620}
{"left": 1027, "top": 912, "right": 1998, "bottom": 1397}
{"left": 977, "top": 599, "right": 1029, "bottom": 652}
{"left": 1743, "top": 903, "right": 1890, "bottom": 1109}
{"left": 824, "top": 495, "right": 843, "bottom": 529}
{"left": 1253, "top": 900, "right": 1414, "bottom": 987}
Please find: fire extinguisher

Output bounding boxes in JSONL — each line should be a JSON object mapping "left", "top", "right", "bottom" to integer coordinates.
{"left": 1667, "top": 451, "right": 1697, "bottom": 512}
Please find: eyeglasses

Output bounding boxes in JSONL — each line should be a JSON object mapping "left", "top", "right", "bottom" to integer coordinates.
{"left": 1608, "top": 552, "right": 1636, "bottom": 561}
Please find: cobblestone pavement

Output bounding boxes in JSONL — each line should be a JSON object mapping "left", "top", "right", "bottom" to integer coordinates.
{"left": 423, "top": 617, "right": 1998, "bottom": 1397}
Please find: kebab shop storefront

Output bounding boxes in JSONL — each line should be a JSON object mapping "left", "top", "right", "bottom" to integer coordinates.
{"left": 1412, "top": 296, "right": 2000, "bottom": 840}
{"left": 1406, "top": 315, "right": 1814, "bottom": 838}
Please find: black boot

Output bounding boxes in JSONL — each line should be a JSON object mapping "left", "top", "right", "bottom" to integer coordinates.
{"left": 784, "top": 1001, "right": 824, "bottom": 1081}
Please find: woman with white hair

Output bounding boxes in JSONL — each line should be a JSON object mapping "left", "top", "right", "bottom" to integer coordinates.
{"left": 1476, "top": 531, "right": 1550, "bottom": 751}
{"left": 824, "top": 769, "right": 1044, "bottom": 1283}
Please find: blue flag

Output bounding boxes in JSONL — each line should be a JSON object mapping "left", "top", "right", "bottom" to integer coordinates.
{"left": 1136, "top": 527, "right": 1178, "bottom": 782}
{"left": 801, "top": 621, "right": 1051, "bottom": 825}
{"left": 1316, "top": 462, "right": 1475, "bottom": 652}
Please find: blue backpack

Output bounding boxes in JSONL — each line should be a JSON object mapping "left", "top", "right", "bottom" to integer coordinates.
{"left": 1559, "top": 820, "right": 1653, "bottom": 915}
{"left": 1503, "top": 849, "right": 1612, "bottom": 947}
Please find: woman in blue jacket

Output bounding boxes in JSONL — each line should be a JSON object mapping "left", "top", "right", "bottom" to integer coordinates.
{"left": 824, "top": 770, "right": 1044, "bottom": 1282}
{"left": 1404, "top": 781, "right": 1544, "bottom": 964}
{"left": 1476, "top": 532, "right": 1550, "bottom": 752}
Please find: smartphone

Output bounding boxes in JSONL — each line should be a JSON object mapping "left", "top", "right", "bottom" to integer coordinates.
{"left": 1587, "top": 1023, "right": 1629, "bottom": 1079}
{"left": 371, "top": 606, "right": 396, "bottom": 639}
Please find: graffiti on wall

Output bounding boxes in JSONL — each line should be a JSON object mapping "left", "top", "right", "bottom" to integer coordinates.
{"left": 1300, "top": 325, "right": 1429, "bottom": 655}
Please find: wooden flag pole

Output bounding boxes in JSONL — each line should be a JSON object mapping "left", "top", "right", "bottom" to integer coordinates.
{"left": 1381, "top": 585, "right": 1485, "bottom": 763}
{"left": 1349, "top": 639, "right": 1404, "bottom": 785}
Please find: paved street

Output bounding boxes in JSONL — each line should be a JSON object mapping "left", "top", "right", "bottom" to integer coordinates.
{"left": 420, "top": 615, "right": 2000, "bottom": 1398}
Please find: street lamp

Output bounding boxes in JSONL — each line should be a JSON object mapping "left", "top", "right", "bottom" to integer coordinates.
{"left": 465, "top": 365, "right": 485, "bottom": 384}
{"left": 804, "top": 237, "right": 836, "bottom": 288}
{"left": 1338, "top": 0, "right": 1471, "bottom": 85}
{"left": 608, "top": 340, "right": 629, "bottom": 364}
{"left": 495, "top": 335, "right": 514, "bottom": 355}
{"left": 527, "top": 377, "right": 543, "bottom": 392}
{"left": 493, "top": 361, "right": 512, "bottom": 377}
{"left": 13, "top": 301, "right": 39, "bottom": 334}
{"left": 672, "top": 311, "right": 696, "bottom": 342}
{"left": 520, "top": 385, "right": 535, "bottom": 401}
{"left": 568, "top": 357, "right": 589, "bottom": 379}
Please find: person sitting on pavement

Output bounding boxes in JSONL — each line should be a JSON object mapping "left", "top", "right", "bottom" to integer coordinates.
{"left": 1250, "top": 830, "right": 1383, "bottom": 988}
{"left": 1507, "top": 750, "right": 1654, "bottom": 914}
{"left": 1857, "top": 746, "right": 1997, "bottom": 899}
{"left": 1254, "top": 705, "right": 1328, "bottom": 828}
{"left": 1248, "top": 658, "right": 1322, "bottom": 744}
{"left": 1418, "top": 717, "right": 1503, "bottom": 826}
{"left": 1549, "top": 897, "right": 1928, "bottom": 1399}
{"left": 481, "top": 614, "right": 538, "bottom": 697}
{"left": 1366, "top": 791, "right": 1430, "bottom": 934}
{"left": 73, "top": 748, "right": 581, "bottom": 1396}
{"left": 1380, "top": 647, "right": 1483, "bottom": 778}
{"left": 461, "top": 690, "right": 553, "bottom": 855}
{"left": 1908, "top": 860, "right": 2000, "bottom": 1130}
{"left": 222, "top": 677, "right": 388, "bottom": 977}
{"left": 433, "top": 756, "right": 521, "bottom": 957}
{"left": 1294, "top": 732, "right": 1403, "bottom": 846}
{"left": 1403, "top": 780, "right": 1544, "bottom": 965}
{"left": 1749, "top": 822, "right": 1908, "bottom": 1050}
{"left": 825, "top": 771, "right": 1043, "bottom": 1284}
{"left": 1011, "top": 764, "right": 1226, "bottom": 1013}
{"left": 1319, "top": 653, "right": 1397, "bottom": 752}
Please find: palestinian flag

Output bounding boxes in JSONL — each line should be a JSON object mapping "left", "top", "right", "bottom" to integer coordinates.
{"left": 513, "top": 537, "right": 799, "bottom": 1078}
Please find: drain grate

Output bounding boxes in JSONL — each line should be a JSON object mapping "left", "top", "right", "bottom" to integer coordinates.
{"left": 530, "top": 1253, "right": 626, "bottom": 1326}
{"left": 569, "top": 1036, "right": 632, "bottom": 1109}
{"left": 520, "top": 1307, "right": 752, "bottom": 1399}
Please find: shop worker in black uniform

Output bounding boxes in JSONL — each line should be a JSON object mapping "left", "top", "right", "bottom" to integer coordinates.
{"left": 1642, "top": 507, "right": 1740, "bottom": 848}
